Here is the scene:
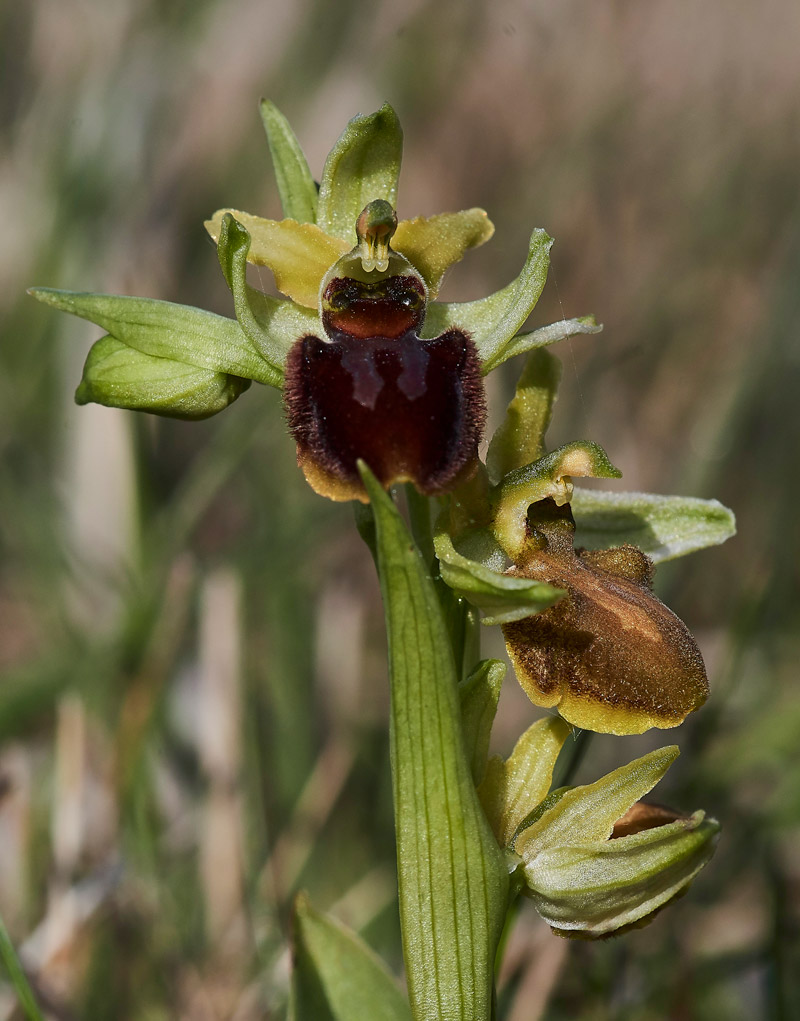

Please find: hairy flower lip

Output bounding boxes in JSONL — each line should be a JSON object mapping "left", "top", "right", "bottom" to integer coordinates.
{"left": 501, "top": 499, "right": 709, "bottom": 735}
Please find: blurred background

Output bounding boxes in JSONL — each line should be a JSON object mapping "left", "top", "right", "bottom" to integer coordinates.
{"left": 1, "top": 0, "right": 799, "bottom": 1017}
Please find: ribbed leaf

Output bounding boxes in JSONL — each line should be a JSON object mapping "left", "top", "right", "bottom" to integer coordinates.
{"left": 290, "top": 893, "right": 410, "bottom": 1021}
{"left": 361, "top": 464, "right": 509, "bottom": 1021}
{"left": 260, "top": 99, "right": 319, "bottom": 224}
{"left": 28, "top": 286, "right": 279, "bottom": 386}
{"left": 571, "top": 489, "right": 737, "bottom": 563}
{"left": 317, "top": 105, "right": 403, "bottom": 241}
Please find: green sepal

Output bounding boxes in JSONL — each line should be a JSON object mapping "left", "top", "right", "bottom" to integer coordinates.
{"left": 423, "top": 228, "right": 552, "bottom": 368}
{"left": 571, "top": 489, "right": 737, "bottom": 563}
{"left": 524, "top": 811, "right": 719, "bottom": 937}
{"left": 478, "top": 717, "right": 571, "bottom": 848}
{"left": 28, "top": 286, "right": 278, "bottom": 386}
{"left": 260, "top": 99, "right": 319, "bottom": 224}
{"left": 486, "top": 349, "right": 562, "bottom": 484}
{"left": 494, "top": 441, "right": 622, "bottom": 559}
{"left": 317, "top": 105, "right": 403, "bottom": 242}
{"left": 359, "top": 462, "right": 509, "bottom": 1021}
{"left": 289, "top": 893, "right": 410, "bottom": 1021}
{"left": 483, "top": 315, "right": 602, "bottom": 373}
{"left": 514, "top": 746, "right": 679, "bottom": 860}
{"left": 434, "top": 527, "right": 566, "bottom": 626}
{"left": 459, "top": 659, "right": 506, "bottom": 785}
{"left": 75, "top": 335, "right": 250, "bottom": 419}
{"left": 216, "top": 213, "right": 319, "bottom": 382}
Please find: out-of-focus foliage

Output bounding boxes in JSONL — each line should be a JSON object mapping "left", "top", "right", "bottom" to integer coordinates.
{"left": 1, "top": 1, "right": 798, "bottom": 1017}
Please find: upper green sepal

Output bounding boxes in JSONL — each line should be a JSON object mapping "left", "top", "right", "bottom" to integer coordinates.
{"left": 317, "top": 105, "right": 403, "bottom": 242}
{"left": 423, "top": 228, "right": 553, "bottom": 368}
{"left": 28, "top": 286, "right": 278, "bottom": 386}
{"left": 75, "top": 335, "right": 250, "bottom": 419}
{"left": 215, "top": 212, "right": 319, "bottom": 382}
{"left": 571, "top": 489, "right": 737, "bottom": 563}
{"left": 260, "top": 99, "right": 319, "bottom": 224}
{"left": 290, "top": 893, "right": 410, "bottom": 1021}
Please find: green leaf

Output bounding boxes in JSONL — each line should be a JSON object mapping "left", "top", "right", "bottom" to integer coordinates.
{"left": 75, "top": 335, "right": 250, "bottom": 418}
{"left": 514, "top": 746, "right": 679, "bottom": 859}
{"left": 216, "top": 213, "right": 321, "bottom": 381}
{"left": 525, "top": 811, "right": 719, "bottom": 937}
{"left": 0, "top": 912, "right": 45, "bottom": 1021}
{"left": 478, "top": 717, "right": 571, "bottom": 848}
{"left": 317, "top": 105, "right": 403, "bottom": 242}
{"left": 423, "top": 228, "right": 552, "bottom": 368}
{"left": 260, "top": 99, "right": 319, "bottom": 224}
{"left": 459, "top": 659, "right": 506, "bottom": 785}
{"left": 482, "top": 315, "right": 602, "bottom": 373}
{"left": 290, "top": 893, "right": 410, "bottom": 1021}
{"left": 434, "top": 527, "right": 566, "bottom": 626}
{"left": 486, "top": 349, "right": 562, "bottom": 484}
{"left": 571, "top": 489, "right": 737, "bottom": 563}
{"left": 28, "top": 286, "right": 279, "bottom": 386}
{"left": 360, "top": 463, "right": 509, "bottom": 1021}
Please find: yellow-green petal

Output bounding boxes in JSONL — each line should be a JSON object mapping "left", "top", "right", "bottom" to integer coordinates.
{"left": 393, "top": 209, "right": 494, "bottom": 298}
{"left": 205, "top": 209, "right": 348, "bottom": 308}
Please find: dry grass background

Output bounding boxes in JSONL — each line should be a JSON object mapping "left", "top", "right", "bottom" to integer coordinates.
{"left": 1, "top": 1, "right": 799, "bottom": 1017}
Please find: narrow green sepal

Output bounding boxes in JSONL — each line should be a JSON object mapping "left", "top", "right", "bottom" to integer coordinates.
{"left": 260, "top": 99, "right": 319, "bottom": 224}
{"left": 290, "top": 892, "right": 410, "bottom": 1021}
{"left": 359, "top": 461, "right": 509, "bottom": 1021}
{"left": 459, "top": 659, "right": 506, "bottom": 785}
{"left": 75, "top": 335, "right": 249, "bottom": 419}
{"left": 525, "top": 811, "right": 719, "bottom": 937}
{"left": 317, "top": 105, "right": 403, "bottom": 242}
{"left": 514, "top": 746, "right": 679, "bottom": 859}
{"left": 216, "top": 213, "right": 319, "bottom": 382}
{"left": 483, "top": 315, "right": 602, "bottom": 373}
{"left": 494, "top": 441, "right": 622, "bottom": 559}
{"left": 28, "top": 286, "right": 278, "bottom": 386}
{"left": 571, "top": 489, "right": 736, "bottom": 563}
{"left": 423, "top": 228, "right": 552, "bottom": 368}
{"left": 478, "top": 717, "right": 571, "bottom": 848}
{"left": 486, "top": 349, "right": 562, "bottom": 484}
{"left": 434, "top": 527, "right": 566, "bottom": 625}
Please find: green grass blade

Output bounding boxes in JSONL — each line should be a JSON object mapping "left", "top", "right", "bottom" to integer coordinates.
{"left": 0, "top": 916, "right": 45, "bottom": 1021}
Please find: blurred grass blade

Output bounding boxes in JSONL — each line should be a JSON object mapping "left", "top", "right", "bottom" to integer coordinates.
{"left": 0, "top": 915, "right": 45, "bottom": 1021}
{"left": 360, "top": 463, "right": 509, "bottom": 1021}
{"left": 260, "top": 99, "right": 319, "bottom": 224}
{"left": 290, "top": 893, "right": 410, "bottom": 1021}
{"left": 571, "top": 489, "right": 737, "bottom": 562}
{"left": 317, "top": 105, "right": 403, "bottom": 241}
